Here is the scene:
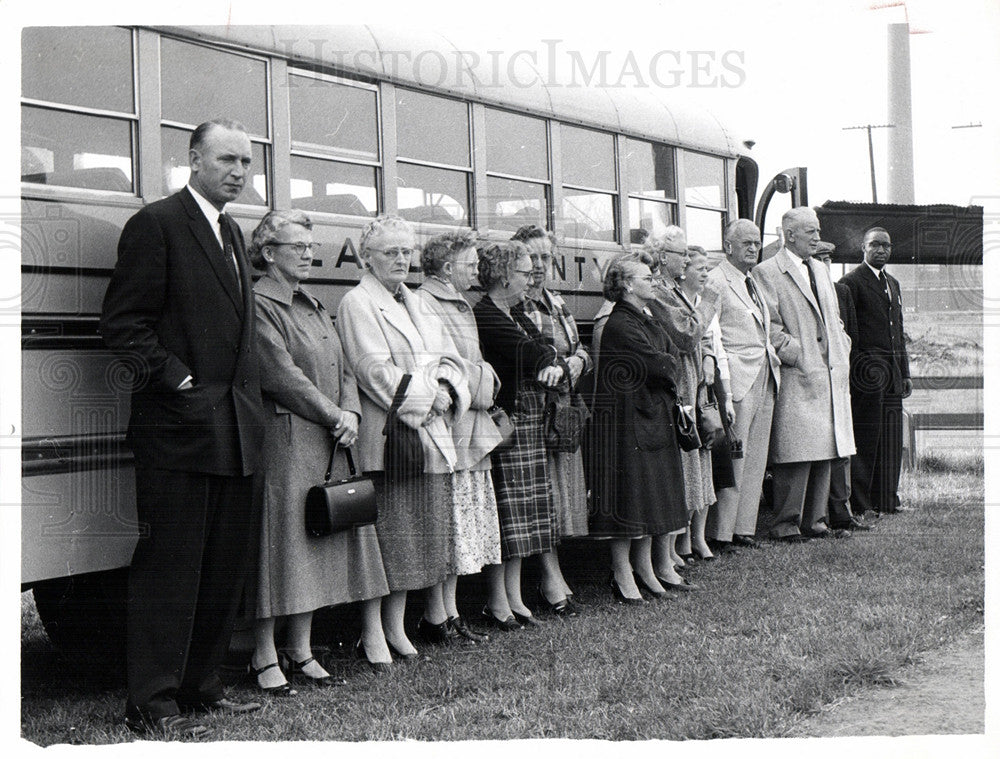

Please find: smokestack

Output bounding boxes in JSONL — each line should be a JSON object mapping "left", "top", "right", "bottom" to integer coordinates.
{"left": 887, "top": 22, "right": 915, "bottom": 203}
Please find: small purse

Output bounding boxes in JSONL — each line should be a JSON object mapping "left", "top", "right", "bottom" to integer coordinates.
{"left": 305, "top": 445, "right": 378, "bottom": 537}
{"left": 696, "top": 382, "right": 726, "bottom": 450}
{"left": 488, "top": 405, "right": 516, "bottom": 452}
{"left": 673, "top": 399, "right": 702, "bottom": 452}
{"left": 382, "top": 374, "right": 425, "bottom": 481}
{"left": 543, "top": 386, "right": 590, "bottom": 453}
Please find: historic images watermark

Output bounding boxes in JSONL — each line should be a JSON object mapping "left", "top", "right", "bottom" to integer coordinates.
{"left": 279, "top": 38, "right": 747, "bottom": 90}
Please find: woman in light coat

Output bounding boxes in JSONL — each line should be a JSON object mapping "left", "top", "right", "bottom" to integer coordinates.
{"left": 415, "top": 230, "right": 504, "bottom": 642}
{"left": 249, "top": 210, "right": 390, "bottom": 691}
{"left": 336, "top": 215, "right": 471, "bottom": 660}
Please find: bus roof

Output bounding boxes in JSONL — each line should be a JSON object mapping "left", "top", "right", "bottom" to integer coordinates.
{"left": 155, "top": 24, "right": 744, "bottom": 159}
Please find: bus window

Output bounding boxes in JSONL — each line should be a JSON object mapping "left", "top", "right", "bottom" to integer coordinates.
{"left": 396, "top": 163, "right": 469, "bottom": 226}
{"left": 161, "top": 126, "right": 268, "bottom": 206}
{"left": 291, "top": 156, "right": 378, "bottom": 217}
{"left": 684, "top": 152, "right": 726, "bottom": 209}
{"left": 686, "top": 207, "right": 726, "bottom": 261}
{"left": 160, "top": 37, "right": 268, "bottom": 137}
{"left": 625, "top": 138, "right": 677, "bottom": 244}
{"left": 560, "top": 124, "right": 618, "bottom": 241}
{"left": 395, "top": 88, "right": 471, "bottom": 226}
{"left": 485, "top": 108, "right": 548, "bottom": 181}
{"left": 21, "top": 26, "right": 136, "bottom": 193}
{"left": 289, "top": 74, "right": 379, "bottom": 161}
{"left": 485, "top": 176, "right": 547, "bottom": 232}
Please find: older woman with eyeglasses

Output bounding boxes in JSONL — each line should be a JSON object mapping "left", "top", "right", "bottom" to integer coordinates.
{"left": 474, "top": 241, "right": 566, "bottom": 630}
{"left": 248, "top": 210, "right": 390, "bottom": 694}
{"left": 645, "top": 227, "right": 720, "bottom": 587}
{"left": 337, "top": 215, "right": 470, "bottom": 661}
{"left": 415, "top": 230, "right": 504, "bottom": 643}
{"left": 510, "top": 225, "right": 590, "bottom": 616}
{"left": 587, "top": 253, "right": 686, "bottom": 603}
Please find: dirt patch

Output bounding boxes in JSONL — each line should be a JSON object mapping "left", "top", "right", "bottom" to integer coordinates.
{"left": 794, "top": 628, "right": 984, "bottom": 737}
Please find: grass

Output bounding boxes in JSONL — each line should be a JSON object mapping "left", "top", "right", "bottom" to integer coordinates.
{"left": 21, "top": 463, "right": 983, "bottom": 745}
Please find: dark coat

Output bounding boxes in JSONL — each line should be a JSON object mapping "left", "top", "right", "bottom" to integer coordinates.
{"left": 473, "top": 293, "right": 558, "bottom": 414}
{"left": 100, "top": 188, "right": 263, "bottom": 475}
{"left": 586, "top": 300, "right": 687, "bottom": 537}
{"left": 839, "top": 264, "right": 910, "bottom": 395}
{"left": 833, "top": 281, "right": 859, "bottom": 347}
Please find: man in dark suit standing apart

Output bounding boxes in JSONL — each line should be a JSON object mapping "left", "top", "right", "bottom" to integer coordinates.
{"left": 814, "top": 242, "right": 870, "bottom": 532}
{"left": 102, "top": 119, "right": 265, "bottom": 738}
{"left": 839, "top": 227, "right": 912, "bottom": 517}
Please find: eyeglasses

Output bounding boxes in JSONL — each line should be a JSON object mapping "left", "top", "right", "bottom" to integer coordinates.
{"left": 271, "top": 242, "right": 321, "bottom": 254}
{"left": 370, "top": 247, "right": 415, "bottom": 257}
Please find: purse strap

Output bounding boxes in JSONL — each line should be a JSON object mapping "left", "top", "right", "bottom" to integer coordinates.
{"left": 388, "top": 373, "right": 412, "bottom": 418}
{"left": 324, "top": 442, "right": 358, "bottom": 483}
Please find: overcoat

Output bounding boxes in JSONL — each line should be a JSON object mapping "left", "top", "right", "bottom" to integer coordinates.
{"left": 415, "top": 277, "right": 503, "bottom": 471}
{"left": 336, "top": 273, "right": 471, "bottom": 474}
{"left": 752, "top": 248, "right": 855, "bottom": 462}
{"left": 586, "top": 300, "right": 687, "bottom": 536}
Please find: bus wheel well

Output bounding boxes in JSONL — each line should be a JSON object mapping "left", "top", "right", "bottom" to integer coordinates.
{"left": 31, "top": 568, "right": 128, "bottom": 662}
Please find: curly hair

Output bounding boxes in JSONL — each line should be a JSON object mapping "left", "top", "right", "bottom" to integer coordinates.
{"left": 478, "top": 240, "right": 529, "bottom": 290}
{"left": 358, "top": 214, "right": 416, "bottom": 269}
{"left": 420, "top": 230, "right": 479, "bottom": 276}
{"left": 248, "top": 209, "right": 313, "bottom": 269}
{"left": 603, "top": 256, "right": 648, "bottom": 303}
{"left": 510, "top": 224, "right": 557, "bottom": 248}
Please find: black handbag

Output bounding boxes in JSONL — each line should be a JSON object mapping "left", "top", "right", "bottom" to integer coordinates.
{"left": 696, "top": 382, "right": 726, "bottom": 450}
{"left": 488, "top": 405, "right": 516, "bottom": 452}
{"left": 382, "top": 374, "right": 425, "bottom": 481}
{"left": 673, "top": 398, "right": 702, "bottom": 452}
{"left": 543, "top": 383, "right": 590, "bottom": 454}
{"left": 305, "top": 445, "right": 377, "bottom": 537}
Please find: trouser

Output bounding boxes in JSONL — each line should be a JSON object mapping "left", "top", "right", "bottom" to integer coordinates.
{"left": 769, "top": 459, "right": 832, "bottom": 538}
{"left": 126, "top": 468, "right": 257, "bottom": 720}
{"left": 707, "top": 365, "right": 776, "bottom": 542}
{"left": 850, "top": 391, "right": 904, "bottom": 515}
{"left": 828, "top": 456, "right": 854, "bottom": 527}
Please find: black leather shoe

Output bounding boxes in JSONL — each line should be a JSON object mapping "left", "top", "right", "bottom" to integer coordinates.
{"left": 610, "top": 574, "right": 647, "bottom": 605}
{"left": 655, "top": 575, "right": 699, "bottom": 592}
{"left": 250, "top": 662, "right": 297, "bottom": 697}
{"left": 537, "top": 585, "right": 581, "bottom": 617}
{"left": 775, "top": 534, "right": 812, "bottom": 543}
{"left": 125, "top": 713, "right": 214, "bottom": 740}
{"left": 479, "top": 607, "right": 524, "bottom": 632}
{"left": 707, "top": 538, "right": 738, "bottom": 554}
{"left": 178, "top": 695, "right": 261, "bottom": 715}
{"left": 732, "top": 534, "right": 762, "bottom": 549}
{"left": 448, "top": 615, "right": 489, "bottom": 642}
{"left": 417, "top": 617, "right": 457, "bottom": 645}
{"left": 355, "top": 639, "right": 392, "bottom": 671}
{"left": 835, "top": 518, "right": 871, "bottom": 532}
{"left": 285, "top": 656, "right": 348, "bottom": 687}
{"left": 512, "top": 610, "right": 543, "bottom": 627}
{"left": 633, "top": 573, "right": 671, "bottom": 601}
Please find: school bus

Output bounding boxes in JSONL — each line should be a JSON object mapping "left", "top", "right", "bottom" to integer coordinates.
{"left": 20, "top": 24, "right": 759, "bottom": 650}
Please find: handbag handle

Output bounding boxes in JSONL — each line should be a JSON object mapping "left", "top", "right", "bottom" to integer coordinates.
{"left": 387, "top": 374, "right": 412, "bottom": 417}
{"left": 324, "top": 442, "right": 358, "bottom": 483}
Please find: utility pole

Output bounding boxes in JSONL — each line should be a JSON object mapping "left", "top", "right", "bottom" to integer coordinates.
{"left": 842, "top": 123, "right": 894, "bottom": 202}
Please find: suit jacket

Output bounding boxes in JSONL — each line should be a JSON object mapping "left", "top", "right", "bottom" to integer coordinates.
{"left": 752, "top": 248, "right": 855, "bottom": 463}
{"left": 705, "top": 258, "right": 780, "bottom": 403}
{"left": 336, "top": 273, "right": 471, "bottom": 474}
{"left": 833, "top": 281, "right": 858, "bottom": 348}
{"left": 839, "top": 264, "right": 909, "bottom": 395}
{"left": 100, "top": 187, "right": 263, "bottom": 475}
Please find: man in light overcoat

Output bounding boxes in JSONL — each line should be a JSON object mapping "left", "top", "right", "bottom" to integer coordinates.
{"left": 751, "top": 207, "right": 855, "bottom": 541}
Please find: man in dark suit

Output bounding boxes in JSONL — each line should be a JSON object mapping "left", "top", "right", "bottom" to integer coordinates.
{"left": 815, "top": 243, "right": 870, "bottom": 532}
{"left": 101, "top": 119, "right": 265, "bottom": 738}
{"left": 839, "top": 227, "right": 912, "bottom": 517}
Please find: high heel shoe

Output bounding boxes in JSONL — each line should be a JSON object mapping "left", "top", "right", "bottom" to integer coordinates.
{"left": 385, "top": 638, "right": 419, "bottom": 662}
{"left": 511, "top": 609, "right": 542, "bottom": 627}
{"left": 655, "top": 574, "right": 700, "bottom": 592}
{"left": 633, "top": 572, "right": 671, "bottom": 601}
{"left": 609, "top": 573, "right": 647, "bottom": 605}
{"left": 250, "top": 661, "right": 297, "bottom": 697}
{"left": 537, "top": 584, "right": 580, "bottom": 618}
{"left": 355, "top": 639, "right": 392, "bottom": 671}
{"left": 284, "top": 655, "right": 348, "bottom": 687}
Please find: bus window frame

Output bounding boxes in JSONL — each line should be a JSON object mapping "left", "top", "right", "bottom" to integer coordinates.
{"left": 20, "top": 26, "right": 140, "bottom": 199}
{"left": 556, "top": 122, "right": 620, "bottom": 245}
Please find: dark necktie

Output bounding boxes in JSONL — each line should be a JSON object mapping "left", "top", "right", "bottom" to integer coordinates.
{"left": 218, "top": 213, "right": 242, "bottom": 296}
{"left": 745, "top": 276, "right": 763, "bottom": 313}
{"left": 805, "top": 259, "right": 820, "bottom": 305}
{"left": 878, "top": 270, "right": 891, "bottom": 303}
